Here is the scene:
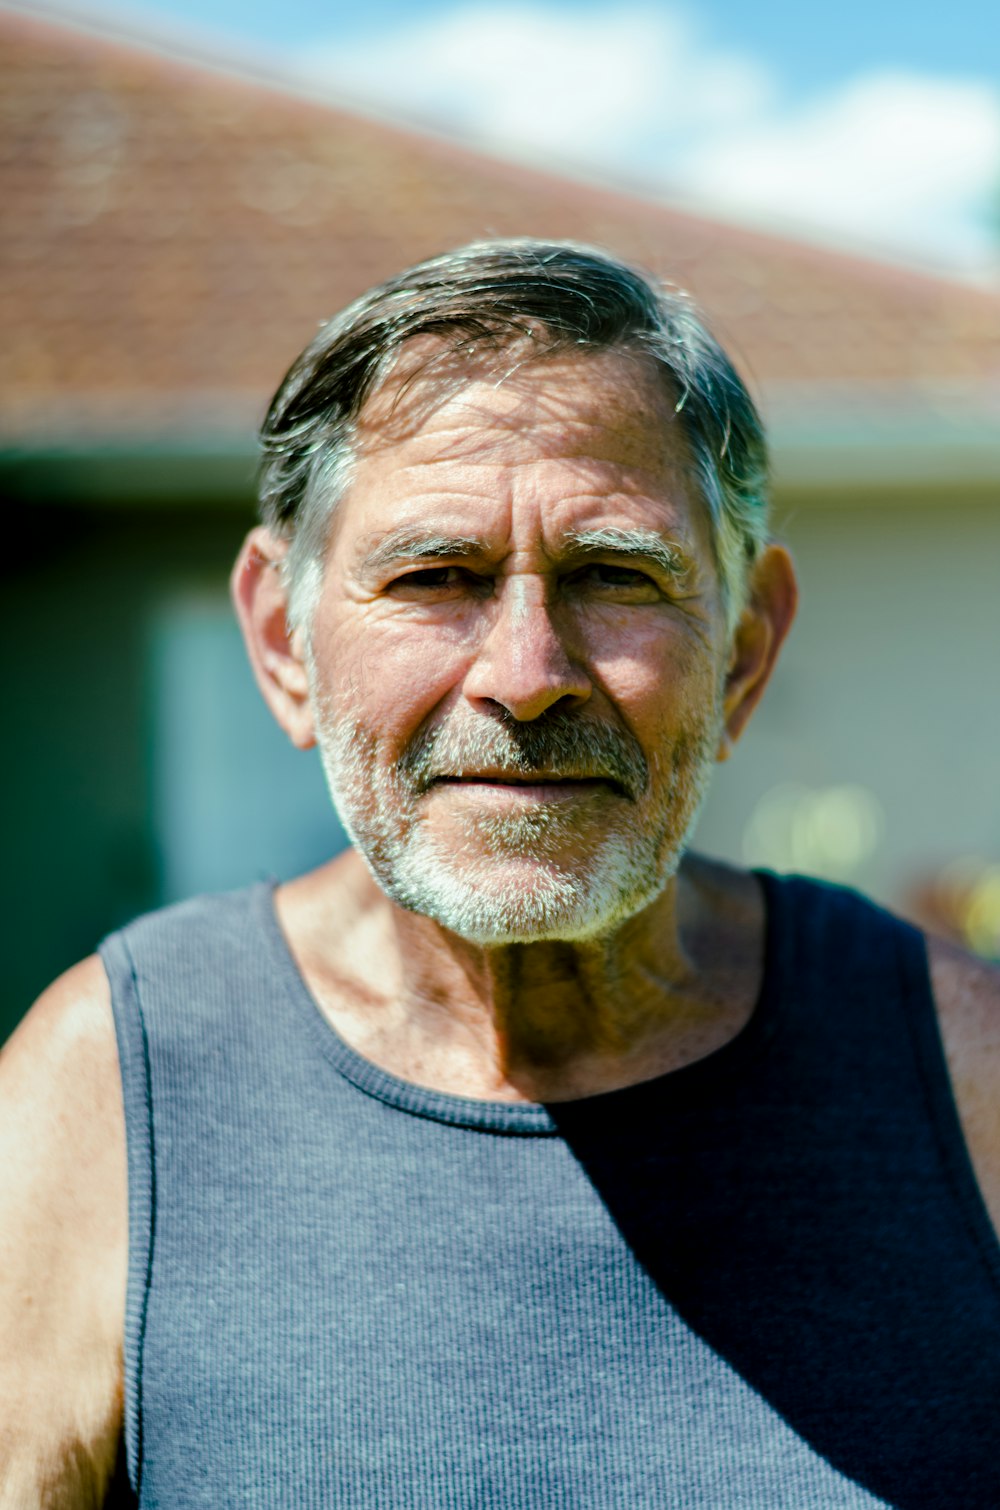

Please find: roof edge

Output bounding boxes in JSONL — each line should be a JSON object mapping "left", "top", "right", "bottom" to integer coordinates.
{"left": 7, "top": 0, "right": 1000, "bottom": 299}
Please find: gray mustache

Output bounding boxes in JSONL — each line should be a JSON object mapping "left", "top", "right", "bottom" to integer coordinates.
{"left": 398, "top": 711, "right": 649, "bottom": 800}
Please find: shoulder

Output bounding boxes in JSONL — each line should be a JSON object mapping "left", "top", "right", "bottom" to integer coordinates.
{"left": 4, "top": 953, "right": 118, "bottom": 1088}
{"left": 928, "top": 933, "right": 1000, "bottom": 1118}
{"left": 0, "top": 958, "right": 126, "bottom": 1503}
{"left": 1, "top": 956, "right": 124, "bottom": 1204}
{"left": 770, "top": 879, "right": 1000, "bottom": 1220}
{"left": 927, "top": 931, "right": 1000, "bottom": 1027}
{"left": 927, "top": 935, "right": 1000, "bottom": 1221}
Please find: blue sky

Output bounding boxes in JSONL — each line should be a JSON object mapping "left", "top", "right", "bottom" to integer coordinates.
{"left": 122, "top": 0, "right": 1000, "bottom": 97}
{"left": 45, "top": 0, "right": 1000, "bottom": 275}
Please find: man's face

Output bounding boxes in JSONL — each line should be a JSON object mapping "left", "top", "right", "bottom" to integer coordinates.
{"left": 305, "top": 346, "right": 732, "bottom": 944}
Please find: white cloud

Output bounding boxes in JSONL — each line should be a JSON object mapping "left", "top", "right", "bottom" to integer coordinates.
{"left": 297, "top": 5, "right": 771, "bottom": 165}
{"left": 680, "top": 72, "right": 1000, "bottom": 268}
{"left": 293, "top": 4, "right": 1000, "bottom": 272}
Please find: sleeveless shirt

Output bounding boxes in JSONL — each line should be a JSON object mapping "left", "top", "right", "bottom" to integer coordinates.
{"left": 99, "top": 872, "right": 1000, "bottom": 1509}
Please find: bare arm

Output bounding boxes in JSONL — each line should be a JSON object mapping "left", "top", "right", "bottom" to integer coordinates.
{"left": 0, "top": 959, "right": 127, "bottom": 1508}
{"left": 929, "top": 934, "right": 1000, "bottom": 1241}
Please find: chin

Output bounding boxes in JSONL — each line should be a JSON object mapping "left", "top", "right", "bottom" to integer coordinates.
{"left": 316, "top": 724, "right": 712, "bottom": 945}
{"left": 378, "top": 835, "right": 677, "bottom": 946}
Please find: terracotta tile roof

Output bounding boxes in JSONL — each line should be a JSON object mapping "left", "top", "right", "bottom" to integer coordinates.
{"left": 3, "top": 7, "right": 999, "bottom": 450}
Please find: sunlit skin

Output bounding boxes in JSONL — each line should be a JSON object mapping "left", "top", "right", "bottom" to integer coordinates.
{"left": 236, "top": 346, "right": 799, "bottom": 1103}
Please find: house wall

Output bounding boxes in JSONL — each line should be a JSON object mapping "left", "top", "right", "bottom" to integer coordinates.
{"left": 3, "top": 501, "right": 247, "bottom": 1028}
{"left": 3, "top": 492, "right": 347, "bottom": 1036}
{"left": 695, "top": 494, "right": 1000, "bottom": 907}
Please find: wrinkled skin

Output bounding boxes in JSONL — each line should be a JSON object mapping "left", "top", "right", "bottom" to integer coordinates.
{"left": 236, "top": 346, "right": 798, "bottom": 1100}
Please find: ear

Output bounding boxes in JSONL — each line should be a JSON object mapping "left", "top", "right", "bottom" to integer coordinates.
{"left": 717, "top": 543, "right": 798, "bottom": 762}
{"left": 230, "top": 527, "right": 316, "bottom": 751}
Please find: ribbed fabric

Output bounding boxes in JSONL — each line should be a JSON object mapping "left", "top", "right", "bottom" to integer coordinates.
{"left": 99, "top": 873, "right": 1000, "bottom": 1509}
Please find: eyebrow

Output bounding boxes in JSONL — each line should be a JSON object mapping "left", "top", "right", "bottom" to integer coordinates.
{"left": 357, "top": 530, "right": 488, "bottom": 577}
{"left": 356, "top": 524, "right": 692, "bottom": 581}
{"left": 561, "top": 528, "right": 692, "bottom": 582}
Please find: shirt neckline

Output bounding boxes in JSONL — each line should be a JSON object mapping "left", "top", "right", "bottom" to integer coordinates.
{"left": 255, "top": 869, "right": 790, "bottom": 1135}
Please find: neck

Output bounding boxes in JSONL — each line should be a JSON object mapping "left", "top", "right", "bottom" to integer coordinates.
{"left": 278, "top": 850, "right": 765, "bottom": 1103}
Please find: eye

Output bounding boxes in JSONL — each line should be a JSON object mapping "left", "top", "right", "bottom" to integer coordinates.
{"left": 569, "top": 562, "right": 661, "bottom": 598}
{"left": 591, "top": 564, "right": 650, "bottom": 586}
{"left": 398, "top": 567, "right": 459, "bottom": 589}
{"left": 385, "top": 566, "right": 490, "bottom": 599}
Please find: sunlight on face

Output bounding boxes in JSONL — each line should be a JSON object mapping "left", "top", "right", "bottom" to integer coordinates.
{"left": 305, "top": 348, "right": 729, "bottom": 944}
{"left": 313, "top": 696, "right": 722, "bottom": 944}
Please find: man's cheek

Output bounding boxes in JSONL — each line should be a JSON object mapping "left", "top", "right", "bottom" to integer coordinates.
{"left": 348, "top": 634, "right": 469, "bottom": 721}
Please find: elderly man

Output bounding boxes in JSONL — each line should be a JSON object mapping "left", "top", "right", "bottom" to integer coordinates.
{"left": 2, "top": 241, "right": 998, "bottom": 1508}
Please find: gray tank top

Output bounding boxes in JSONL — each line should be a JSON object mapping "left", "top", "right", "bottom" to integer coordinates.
{"left": 100, "top": 874, "right": 1000, "bottom": 1508}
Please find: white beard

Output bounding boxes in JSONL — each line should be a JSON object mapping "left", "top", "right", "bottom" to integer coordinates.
{"left": 312, "top": 698, "right": 720, "bottom": 946}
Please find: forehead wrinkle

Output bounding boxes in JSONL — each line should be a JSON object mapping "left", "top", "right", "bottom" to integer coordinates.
{"left": 378, "top": 416, "right": 682, "bottom": 475}
{"left": 358, "top": 366, "right": 688, "bottom": 476}
{"left": 359, "top": 427, "right": 611, "bottom": 486}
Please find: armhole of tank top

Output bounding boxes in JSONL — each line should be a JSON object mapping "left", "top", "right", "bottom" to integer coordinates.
{"left": 896, "top": 923, "right": 1000, "bottom": 1297}
{"left": 98, "top": 929, "right": 155, "bottom": 1497}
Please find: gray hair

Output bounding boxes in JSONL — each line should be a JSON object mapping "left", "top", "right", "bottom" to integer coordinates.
{"left": 258, "top": 239, "right": 770, "bottom": 633}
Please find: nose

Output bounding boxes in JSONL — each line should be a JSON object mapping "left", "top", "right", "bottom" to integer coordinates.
{"left": 462, "top": 576, "right": 592, "bottom": 721}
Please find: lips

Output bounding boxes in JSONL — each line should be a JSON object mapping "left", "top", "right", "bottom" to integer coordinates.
{"left": 436, "top": 774, "right": 604, "bottom": 783}
{"left": 431, "top": 773, "right": 622, "bottom": 794}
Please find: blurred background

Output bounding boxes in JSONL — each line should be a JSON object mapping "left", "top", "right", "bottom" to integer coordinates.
{"left": 3, "top": 0, "right": 999, "bottom": 1035}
